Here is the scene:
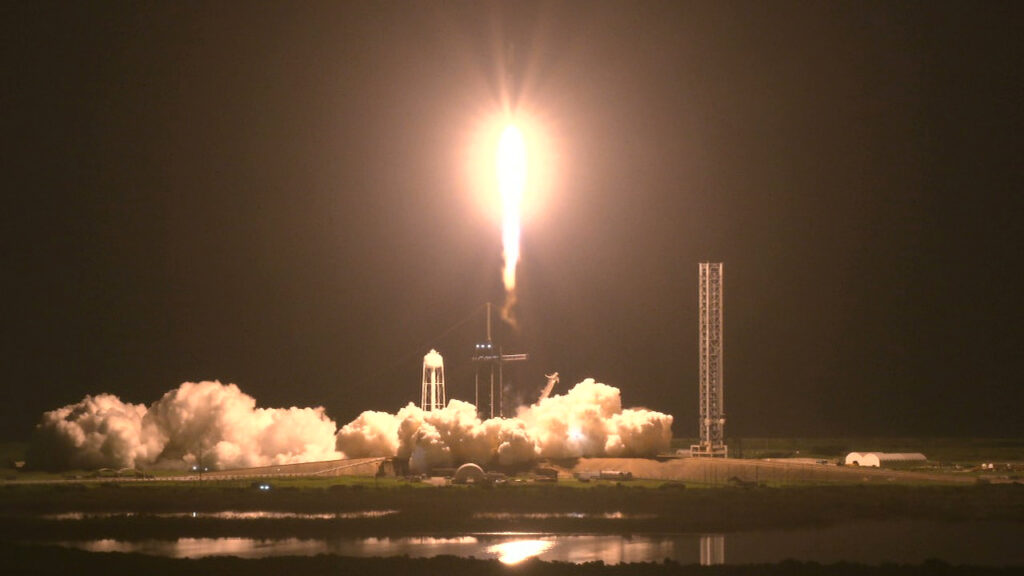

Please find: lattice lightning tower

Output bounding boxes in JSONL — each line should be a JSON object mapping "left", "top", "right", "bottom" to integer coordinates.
{"left": 692, "top": 262, "right": 727, "bottom": 457}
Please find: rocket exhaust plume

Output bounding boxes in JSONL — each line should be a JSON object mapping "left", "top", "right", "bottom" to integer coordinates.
{"left": 497, "top": 123, "right": 526, "bottom": 327}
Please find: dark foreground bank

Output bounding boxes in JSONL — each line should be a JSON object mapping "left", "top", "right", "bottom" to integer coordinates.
{"left": 2, "top": 543, "right": 1022, "bottom": 576}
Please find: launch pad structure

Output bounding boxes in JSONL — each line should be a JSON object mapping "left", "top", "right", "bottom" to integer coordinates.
{"left": 692, "top": 262, "right": 728, "bottom": 457}
{"left": 472, "top": 303, "right": 527, "bottom": 419}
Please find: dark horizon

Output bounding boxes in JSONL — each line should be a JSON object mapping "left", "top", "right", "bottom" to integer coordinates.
{"left": 3, "top": 1, "right": 1021, "bottom": 441}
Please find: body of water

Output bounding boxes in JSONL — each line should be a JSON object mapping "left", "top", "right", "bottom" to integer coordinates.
{"left": 52, "top": 520, "right": 1024, "bottom": 566}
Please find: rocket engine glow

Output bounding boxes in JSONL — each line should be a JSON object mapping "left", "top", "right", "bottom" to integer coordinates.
{"left": 497, "top": 123, "right": 526, "bottom": 325}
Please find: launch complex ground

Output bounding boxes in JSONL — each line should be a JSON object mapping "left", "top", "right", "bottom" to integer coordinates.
{"left": 10, "top": 455, "right": 1020, "bottom": 492}
{"left": 8, "top": 436, "right": 1023, "bottom": 487}
{"left": 172, "top": 453, "right": 993, "bottom": 486}
{"left": 4, "top": 459, "right": 1022, "bottom": 534}
{"left": 4, "top": 441, "right": 1022, "bottom": 576}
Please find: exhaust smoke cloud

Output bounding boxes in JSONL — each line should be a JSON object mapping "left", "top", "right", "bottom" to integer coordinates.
{"left": 30, "top": 379, "right": 672, "bottom": 473}
{"left": 337, "top": 378, "right": 673, "bottom": 473}
{"left": 29, "top": 381, "right": 341, "bottom": 471}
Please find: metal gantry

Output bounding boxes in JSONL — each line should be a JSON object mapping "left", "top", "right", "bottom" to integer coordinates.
{"left": 692, "top": 262, "right": 727, "bottom": 457}
{"left": 472, "top": 303, "right": 527, "bottom": 419}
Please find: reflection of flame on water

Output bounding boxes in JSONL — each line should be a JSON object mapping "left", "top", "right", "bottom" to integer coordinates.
{"left": 42, "top": 510, "right": 398, "bottom": 521}
{"left": 487, "top": 539, "right": 554, "bottom": 565}
{"left": 474, "top": 512, "right": 657, "bottom": 520}
{"left": 81, "top": 539, "right": 121, "bottom": 553}
{"left": 700, "top": 534, "right": 725, "bottom": 566}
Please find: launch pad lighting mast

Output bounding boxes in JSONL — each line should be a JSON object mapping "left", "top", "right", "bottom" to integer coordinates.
{"left": 692, "top": 262, "right": 727, "bottom": 457}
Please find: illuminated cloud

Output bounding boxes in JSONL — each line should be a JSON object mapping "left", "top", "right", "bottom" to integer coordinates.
{"left": 30, "top": 381, "right": 340, "bottom": 470}
{"left": 336, "top": 379, "right": 673, "bottom": 472}
{"left": 30, "top": 378, "right": 671, "bottom": 472}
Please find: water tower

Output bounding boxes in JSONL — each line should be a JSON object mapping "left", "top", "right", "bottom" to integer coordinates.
{"left": 421, "top": 349, "right": 446, "bottom": 411}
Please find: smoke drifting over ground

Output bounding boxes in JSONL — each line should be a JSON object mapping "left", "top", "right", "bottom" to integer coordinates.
{"left": 30, "top": 379, "right": 672, "bottom": 472}
{"left": 29, "top": 381, "right": 340, "bottom": 471}
{"left": 337, "top": 379, "right": 673, "bottom": 473}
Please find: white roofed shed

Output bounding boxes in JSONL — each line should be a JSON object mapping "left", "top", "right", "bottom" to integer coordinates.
{"left": 844, "top": 452, "right": 927, "bottom": 467}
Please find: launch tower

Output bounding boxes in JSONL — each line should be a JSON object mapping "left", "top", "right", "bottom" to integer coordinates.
{"left": 692, "top": 262, "right": 727, "bottom": 457}
{"left": 472, "top": 303, "right": 526, "bottom": 419}
{"left": 421, "top": 349, "right": 446, "bottom": 411}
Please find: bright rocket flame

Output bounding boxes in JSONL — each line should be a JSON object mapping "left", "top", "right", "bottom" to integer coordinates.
{"left": 497, "top": 123, "right": 526, "bottom": 293}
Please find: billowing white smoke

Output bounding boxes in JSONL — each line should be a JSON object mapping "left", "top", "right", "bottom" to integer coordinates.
{"left": 28, "top": 394, "right": 163, "bottom": 471}
{"left": 336, "top": 400, "right": 538, "bottom": 471}
{"left": 30, "top": 381, "right": 341, "bottom": 471}
{"left": 31, "top": 378, "right": 672, "bottom": 473}
{"left": 337, "top": 378, "right": 673, "bottom": 473}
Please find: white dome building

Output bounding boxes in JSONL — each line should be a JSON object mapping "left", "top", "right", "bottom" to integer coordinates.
{"left": 844, "top": 452, "right": 927, "bottom": 467}
{"left": 452, "top": 462, "right": 487, "bottom": 484}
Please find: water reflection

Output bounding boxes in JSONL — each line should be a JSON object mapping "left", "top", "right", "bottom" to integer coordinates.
{"left": 352, "top": 536, "right": 479, "bottom": 558}
{"left": 474, "top": 512, "right": 656, "bottom": 520}
{"left": 73, "top": 537, "right": 327, "bottom": 558}
{"left": 42, "top": 510, "right": 397, "bottom": 521}
{"left": 487, "top": 540, "right": 554, "bottom": 564}
{"left": 552, "top": 535, "right": 679, "bottom": 565}
{"left": 47, "top": 521, "right": 1024, "bottom": 566}
{"left": 700, "top": 534, "right": 725, "bottom": 566}
{"left": 59, "top": 534, "right": 674, "bottom": 562}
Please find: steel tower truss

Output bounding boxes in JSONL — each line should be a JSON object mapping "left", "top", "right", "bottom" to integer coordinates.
{"left": 472, "top": 303, "right": 527, "bottom": 419}
{"left": 692, "top": 262, "right": 727, "bottom": 457}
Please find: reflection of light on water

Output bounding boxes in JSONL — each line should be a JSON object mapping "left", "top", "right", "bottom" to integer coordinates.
{"left": 487, "top": 539, "right": 555, "bottom": 565}
{"left": 78, "top": 539, "right": 124, "bottom": 553}
{"left": 49, "top": 521, "right": 1023, "bottom": 565}
{"left": 474, "top": 512, "right": 657, "bottom": 520}
{"left": 201, "top": 510, "right": 396, "bottom": 520}
{"left": 43, "top": 513, "right": 86, "bottom": 521}
{"left": 65, "top": 538, "right": 323, "bottom": 559}
{"left": 178, "top": 537, "right": 255, "bottom": 557}
{"left": 357, "top": 536, "right": 478, "bottom": 557}
{"left": 700, "top": 534, "right": 725, "bottom": 566}
{"left": 41, "top": 510, "right": 397, "bottom": 521}
{"left": 551, "top": 534, "right": 675, "bottom": 565}
{"left": 43, "top": 512, "right": 136, "bottom": 521}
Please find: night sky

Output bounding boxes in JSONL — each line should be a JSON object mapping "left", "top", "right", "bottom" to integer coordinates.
{"left": 3, "top": 1, "right": 1021, "bottom": 441}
